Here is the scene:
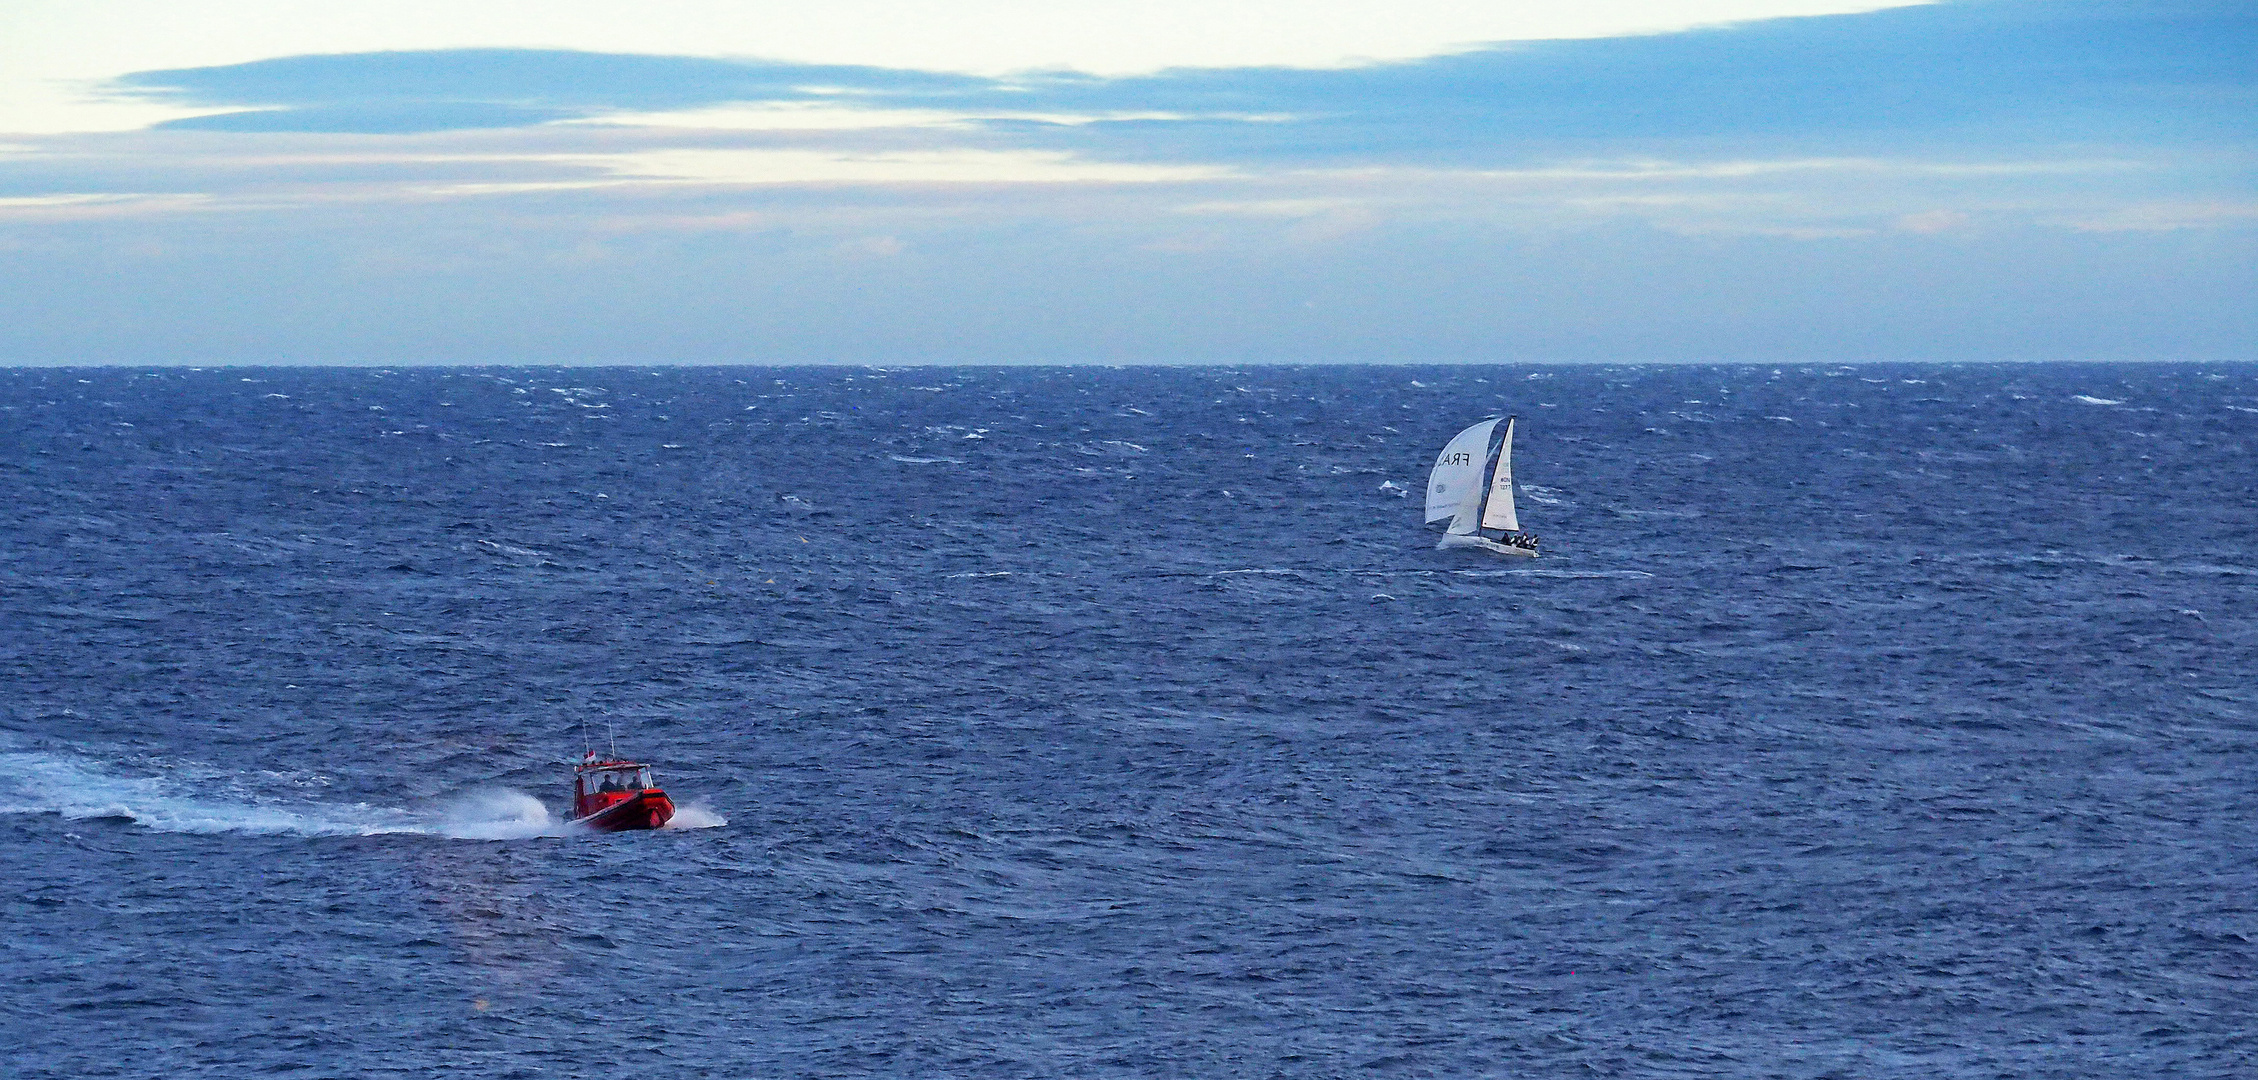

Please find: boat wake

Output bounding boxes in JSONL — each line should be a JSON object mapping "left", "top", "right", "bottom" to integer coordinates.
{"left": 0, "top": 751, "right": 567, "bottom": 840}
{"left": 437, "top": 789, "right": 568, "bottom": 840}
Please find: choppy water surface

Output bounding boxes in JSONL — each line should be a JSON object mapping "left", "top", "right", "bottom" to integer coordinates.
{"left": 4, "top": 364, "right": 2254, "bottom": 1078}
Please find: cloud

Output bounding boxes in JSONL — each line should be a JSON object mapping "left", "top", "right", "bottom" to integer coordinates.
{"left": 1895, "top": 209, "right": 1969, "bottom": 234}
{"left": 0, "top": 1, "right": 2249, "bottom": 364}
{"left": 158, "top": 103, "right": 582, "bottom": 135}
{"left": 44, "top": 1, "right": 2244, "bottom": 233}
{"left": 0, "top": 192, "right": 216, "bottom": 221}
{"left": 837, "top": 234, "right": 904, "bottom": 257}
{"left": 0, "top": 2, "right": 1944, "bottom": 135}
{"left": 119, "top": 49, "right": 996, "bottom": 134}
{"left": 2064, "top": 200, "right": 2258, "bottom": 233}
{"left": 606, "top": 147, "right": 1228, "bottom": 186}
{"left": 97, "top": 1, "right": 2257, "bottom": 161}
{"left": 3, "top": 184, "right": 2247, "bottom": 365}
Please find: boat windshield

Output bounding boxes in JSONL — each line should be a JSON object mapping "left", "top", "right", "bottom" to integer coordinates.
{"left": 587, "top": 767, "right": 652, "bottom": 792}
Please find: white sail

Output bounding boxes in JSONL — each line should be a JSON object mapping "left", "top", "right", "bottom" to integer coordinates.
{"left": 1480, "top": 417, "right": 1520, "bottom": 532}
{"left": 1445, "top": 472, "right": 1486, "bottom": 534}
{"left": 1425, "top": 418, "right": 1498, "bottom": 526}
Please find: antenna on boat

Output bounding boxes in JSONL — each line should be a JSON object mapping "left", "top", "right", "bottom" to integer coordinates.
{"left": 607, "top": 717, "right": 617, "bottom": 759}
{"left": 579, "top": 715, "right": 591, "bottom": 758}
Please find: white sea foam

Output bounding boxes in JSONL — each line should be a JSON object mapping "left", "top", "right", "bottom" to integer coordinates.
{"left": 0, "top": 751, "right": 566, "bottom": 841}
{"left": 2072, "top": 395, "right": 2124, "bottom": 406}
{"left": 664, "top": 805, "right": 729, "bottom": 830}
{"left": 437, "top": 789, "right": 568, "bottom": 840}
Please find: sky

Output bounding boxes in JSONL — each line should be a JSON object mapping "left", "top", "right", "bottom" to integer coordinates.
{"left": 0, "top": 0, "right": 2250, "bottom": 365}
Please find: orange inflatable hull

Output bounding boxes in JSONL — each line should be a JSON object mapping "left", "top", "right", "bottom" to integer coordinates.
{"left": 571, "top": 790, "right": 675, "bottom": 832}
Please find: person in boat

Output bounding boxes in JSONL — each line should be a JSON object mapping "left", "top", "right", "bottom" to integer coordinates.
{"left": 599, "top": 774, "right": 622, "bottom": 792}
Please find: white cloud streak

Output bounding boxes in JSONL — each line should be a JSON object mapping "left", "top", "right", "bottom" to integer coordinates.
{"left": 3, "top": 1, "right": 1933, "bottom": 135}
{"left": 0, "top": 120, "right": 2198, "bottom": 251}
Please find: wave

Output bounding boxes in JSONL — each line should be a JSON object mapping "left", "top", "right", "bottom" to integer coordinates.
{"left": 1448, "top": 568, "right": 1655, "bottom": 579}
{"left": 0, "top": 751, "right": 567, "bottom": 840}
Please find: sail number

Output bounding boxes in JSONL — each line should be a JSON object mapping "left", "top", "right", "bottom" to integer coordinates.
{"left": 1436, "top": 452, "right": 1475, "bottom": 466}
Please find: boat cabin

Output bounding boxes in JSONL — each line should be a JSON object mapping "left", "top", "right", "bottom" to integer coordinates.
{"left": 574, "top": 758, "right": 656, "bottom": 818}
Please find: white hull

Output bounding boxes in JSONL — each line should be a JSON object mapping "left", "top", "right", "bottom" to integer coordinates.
{"left": 1436, "top": 533, "right": 1538, "bottom": 558}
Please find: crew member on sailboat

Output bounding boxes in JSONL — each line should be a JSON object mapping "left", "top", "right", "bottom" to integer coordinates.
{"left": 1426, "top": 416, "right": 1539, "bottom": 557}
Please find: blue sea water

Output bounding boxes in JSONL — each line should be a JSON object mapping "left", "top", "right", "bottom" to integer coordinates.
{"left": 2, "top": 363, "right": 2253, "bottom": 1078}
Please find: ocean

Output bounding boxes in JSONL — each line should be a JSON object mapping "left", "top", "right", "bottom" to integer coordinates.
{"left": 3, "top": 363, "right": 2253, "bottom": 1077}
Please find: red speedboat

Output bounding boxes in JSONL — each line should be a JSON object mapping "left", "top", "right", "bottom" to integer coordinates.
{"left": 568, "top": 752, "right": 676, "bottom": 832}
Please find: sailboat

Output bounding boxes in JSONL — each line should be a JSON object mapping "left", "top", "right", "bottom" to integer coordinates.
{"left": 1426, "top": 416, "right": 1539, "bottom": 557}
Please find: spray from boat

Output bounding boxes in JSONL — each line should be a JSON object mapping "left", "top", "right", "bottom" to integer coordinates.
{"left": 664, "top": 804, "right": 728, "bottom": 829}
{"left": 0, "top": 749, "right": 703, "bottom": 840}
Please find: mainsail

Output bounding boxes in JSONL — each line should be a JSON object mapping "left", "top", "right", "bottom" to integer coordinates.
{"left": 1425, "top": 418, "right": 1499, "bottom": 530}
{"left": 1479, "top": 417, "right": 1519, "bottom": 532}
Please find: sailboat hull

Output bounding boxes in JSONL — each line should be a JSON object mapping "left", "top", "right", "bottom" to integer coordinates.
{"left": 1437, "top": 533, "right": 1539, "bottom": 557}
